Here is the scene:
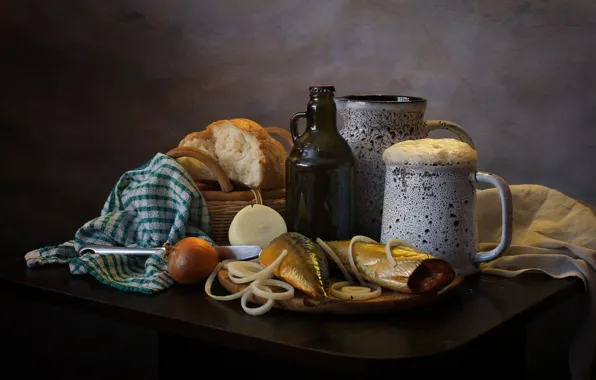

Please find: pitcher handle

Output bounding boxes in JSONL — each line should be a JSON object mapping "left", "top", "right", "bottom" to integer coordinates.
{"left": 470, "top": 172, "right": 513, "bottom": 263}
{"left": 426, "top": 120, "right": 476, "bottom": 149}
{"left": 290, "top": 112, "right": 307, "bottom": 142}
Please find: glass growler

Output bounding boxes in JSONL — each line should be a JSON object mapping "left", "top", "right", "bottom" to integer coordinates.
{"left": 285, "top": 85, "right": 355, "bottom": 241}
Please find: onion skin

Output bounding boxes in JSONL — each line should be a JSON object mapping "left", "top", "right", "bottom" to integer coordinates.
{"left": 167, "top": 237, "right": 219, "bottom": 284}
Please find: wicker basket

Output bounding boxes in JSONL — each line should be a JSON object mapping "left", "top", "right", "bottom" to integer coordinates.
{"left": 166, "top": 127, "right": 293, "bottom": 246}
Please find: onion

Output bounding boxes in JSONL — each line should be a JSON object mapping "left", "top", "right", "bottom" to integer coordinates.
{"left": 384, "top": 239, "right": 399, "bottom": 266}
{"left": 241, "top": 279, "right": 295, "bottom": 316}
{"left": 205, "top": 249, "right": 291, "bottom": 312}
{"left": 204, "top": 262, "right": 252, "bottom": 301}
{"left": 316, "top": 238, "right": 354, "bottom": 283}
{"left": 384, "top": 238, "right": 420, "bottom": 266}
{"left": 166, "top": 237, "right": 219, "bottom": 284}
{"left": 342, "top": 286, "right": 371, "bottom": 293}
{"left": 227, "top": 261, "right": 264, "bottom": 278}
{"left": 251, "top": 279, "right": 294, "bottom": 300}
{"left": 227, "top": 261, "right": 273, "bottom": 284}
{"left": 225, "top": 250, "right": 288, "bottom": 284}
{"left": 241, "top": 285, "right": 275, "bottom": 316}
{"left": 221, "top": 259, "right": 236, "bottom": 267}
{"left": 348, "top": 236, "right": 378, "bottom": 286}
{"left": 226, "top": 261, "right": 273, "bottom": 284}
{"left": 330, "top": 281, "right": 381, "bottom": 301}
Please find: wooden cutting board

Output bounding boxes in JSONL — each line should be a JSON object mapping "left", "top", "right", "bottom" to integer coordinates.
{"left": 217, "top": 269, "right": 465, "bottom": 314}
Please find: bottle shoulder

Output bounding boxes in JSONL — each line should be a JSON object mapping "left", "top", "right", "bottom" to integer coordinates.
{"left": 287, "top": 146, "right": 355, "bottom": 167}
{"left": 296, "top": 131, "right": 353, "bottom": 151}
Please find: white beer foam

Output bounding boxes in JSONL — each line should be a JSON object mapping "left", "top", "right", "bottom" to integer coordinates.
{"left": 383, "top": 138, "right": 478, "bottom": 167}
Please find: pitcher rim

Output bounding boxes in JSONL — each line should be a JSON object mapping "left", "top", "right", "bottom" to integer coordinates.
{"left": 335, "top": 94, "right": 427, "bottom": 104}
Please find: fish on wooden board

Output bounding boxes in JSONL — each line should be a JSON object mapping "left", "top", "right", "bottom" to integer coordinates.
{"left": 259, "top": 232, "right": 329, "bottom": 299}
{"left": 322, "top": 240, "right": 455, "bottom": 294}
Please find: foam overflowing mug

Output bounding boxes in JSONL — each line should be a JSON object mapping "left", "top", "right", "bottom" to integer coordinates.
{"left": 380, "top": 138, "right": 513, "bottom": 276}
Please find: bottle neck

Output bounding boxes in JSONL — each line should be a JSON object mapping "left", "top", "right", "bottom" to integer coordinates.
{"left": 306, "top": 93, "right": 337, "bottom": 132}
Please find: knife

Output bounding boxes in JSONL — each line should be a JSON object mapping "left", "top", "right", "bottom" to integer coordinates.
{"left": 78, "top": 244, "right": 262, "bottom": 261}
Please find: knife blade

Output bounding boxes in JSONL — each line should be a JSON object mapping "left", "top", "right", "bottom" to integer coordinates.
{"left": 214, "top": 245, "right": 261, "bottom": 261}
{"left": 78, "top": 244, "right": 262, "bottom": 261}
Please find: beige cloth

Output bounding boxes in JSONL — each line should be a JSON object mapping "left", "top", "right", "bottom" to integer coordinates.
{"left": 477, "top": 184, "right": 596, "bottom": 380}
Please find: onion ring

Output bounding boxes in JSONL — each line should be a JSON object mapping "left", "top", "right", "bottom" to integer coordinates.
{"left": 227, "top": 261, "right": 264, "bottom": 278}
{"left": 341, "top": 286, "right": 371, "bottom": 293}
{"left": 204, "top": 262, "right": 252, "bottom": 301}
{"left": 251, "top": 279, "right": 294, "bottom": 300}
{"left": 227, "top": 269, "right": 274, "bottom": 284}
{"left": 221, "top": 259, "right": 236, "bottom": 268}
{"left": 348, "top": 236, "right": 378, "bottom": 286}
{"left": 384, "top": 238, "right": 419, "bottom": 266}
{"left": 225, "top": 250, "right": 288, "bottom": 284}
{"left": 316, "top": 238, "right": 354, "bottom": 283}
{"left": 205, "top": 250, "right": 288, "bottom": 302}
{"left": 330, "top": 281, "right": 381, "bottom": 301}
{"left": 241, "top": 285, "right": 274, "bottom": 316}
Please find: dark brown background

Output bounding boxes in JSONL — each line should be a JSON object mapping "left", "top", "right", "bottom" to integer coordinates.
{"left": 2, "top": 0, "right": 595, "bottom": 255}
{"left": 0, "top": 1, "right": 594, "bottom": 378}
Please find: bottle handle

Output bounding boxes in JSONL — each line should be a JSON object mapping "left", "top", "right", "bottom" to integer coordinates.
{"left": 290, "top": 112, "right": 307, "bottom": 142}
{"left": 264, "top": 126, "right": 294, "bottom": 151}
{"left": 470, "top": 171, "right": 513, "bottom": 263}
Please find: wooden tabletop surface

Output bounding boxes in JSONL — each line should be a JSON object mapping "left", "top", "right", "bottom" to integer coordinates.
{"left": 0, "top": 255, "right": 582, "bottom": 369}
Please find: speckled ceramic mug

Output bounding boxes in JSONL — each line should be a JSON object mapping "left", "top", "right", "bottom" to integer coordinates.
{"left": 379, "top": 138, "right": 513, "bottom": 276}
{"left": 335, "top": 95, "right": 475, "bottom": 241}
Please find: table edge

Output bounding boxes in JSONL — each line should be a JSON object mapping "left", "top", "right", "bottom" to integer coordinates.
{"left": 0, "top": 269, "right": 583, "bottom": 364}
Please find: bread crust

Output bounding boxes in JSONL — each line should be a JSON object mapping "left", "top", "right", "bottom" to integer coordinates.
{"left": 178, "top": 118, "right": 286, "bottom": 190}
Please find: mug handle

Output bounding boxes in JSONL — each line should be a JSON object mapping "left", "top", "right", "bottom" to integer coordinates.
{"left": 290, "top": 112, "right": 307, "bottom": 142}
{"left": 470, "top": 172, "right": 513, "bottom": 263}
{"left": 426, "top": 120, "right": 476, "bottom": 149}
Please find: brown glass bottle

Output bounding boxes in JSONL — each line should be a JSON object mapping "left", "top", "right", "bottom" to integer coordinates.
{"left": 285, "top": 86, "right": 355, "bottom": 241}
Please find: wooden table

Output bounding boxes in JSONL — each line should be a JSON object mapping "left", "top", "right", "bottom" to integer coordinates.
{"left": 0, "top": 256, "right": 584, "bottom": 379}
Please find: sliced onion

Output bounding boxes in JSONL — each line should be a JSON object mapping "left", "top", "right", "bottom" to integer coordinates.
{"left": 341, "top": 286, "right": 371, "bottom": 293}
{"left": 316, "top": 238, "right": 354, "bottom": 283}
{"left": 384, "top": 238, "right": 420, "bottom": 266}
{"left": 227, "top": 261, "right": 273, "bottom": 285}
{"left": 241, "top": 279, "right": 295, "bottom": 316}
{"left": 221, "top": 259, "right": 236, "bottom": 267}
{"left": 226, "top": 250, "right": 288, "bottom": 284}
{"left": 330, "top": 281, "right": 381, "bottom": 301}
{"left": 228, "top": 272, "right": 272, "bottom": 284}
{"left": 204, "top": 262, "right": 252, "bottom": 301}
{"left": 241, "top": 285, "right": 274, "bottom": 316}
{"left": 227, "top": 261, "right": 264, "bottom": 278}
{"left": 251, "top": 279, "right": 294, "bottom": 300}
{"left": 348, "top": 236, "right": 378, "bottom": 286}
{"left": 384, "top": 239, "right": 399, "bottom": 266}
{"left": 205, "top": 250, "right": 288, "bottom": 302}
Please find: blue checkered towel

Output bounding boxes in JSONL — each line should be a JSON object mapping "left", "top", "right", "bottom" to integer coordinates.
{"left": 25, "top": 153, "right": 214, "bottom": 294}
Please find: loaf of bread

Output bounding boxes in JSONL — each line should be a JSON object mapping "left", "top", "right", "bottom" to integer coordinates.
{"left": 177, "top": 118, "right": 287, "bottom": 190}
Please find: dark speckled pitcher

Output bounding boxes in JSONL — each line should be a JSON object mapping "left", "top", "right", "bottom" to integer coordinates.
{"left": 335, "top": 95, "right": 475, "bottom": 241}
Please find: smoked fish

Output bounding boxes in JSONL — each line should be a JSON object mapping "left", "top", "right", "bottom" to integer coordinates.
{"left": 260, "top": 232, "right": 329, "bottom": 299}
{"left": 323, "top": 240, "right": 455, "bottom": 294}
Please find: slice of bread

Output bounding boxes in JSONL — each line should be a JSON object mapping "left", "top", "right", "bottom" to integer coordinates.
{"left": 177, "top": 118, "right": 286, "bottom": 190}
